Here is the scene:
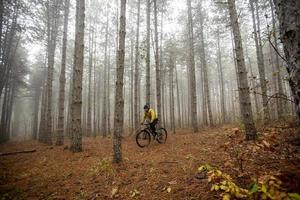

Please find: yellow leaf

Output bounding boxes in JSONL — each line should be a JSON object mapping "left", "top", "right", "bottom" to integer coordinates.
{"left": 167, "top": 187, "right": 171, "bottom": 193}
{"left": 111, "top": 187, "right": 118, "bottom": 197}
{"left": 261, "top": 184, "right": 267, "bottom": 193}
{"left": 220, "top": 185, "right": 227, "bottom": 190}
{"left": 198, "top": 166, "right": 205, "bottom": 171}
{"left": 223, "top": 194, "right": 231, "bottom": 200}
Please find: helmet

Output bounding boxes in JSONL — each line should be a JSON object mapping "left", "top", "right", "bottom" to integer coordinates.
{"left": 143, "top": 104, "right": 149, "bottom": 109}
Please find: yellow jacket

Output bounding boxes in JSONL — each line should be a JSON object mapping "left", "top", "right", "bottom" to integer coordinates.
{"left": 143, "top": 108, "right": 157, "bottom": 123}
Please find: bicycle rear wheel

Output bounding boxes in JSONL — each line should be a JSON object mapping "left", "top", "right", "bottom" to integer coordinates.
{"left": 136, "top": 130, "right": 151, "bottom": 148}
{"left": 156, "top": 128, "right": 167, "bottom": 144}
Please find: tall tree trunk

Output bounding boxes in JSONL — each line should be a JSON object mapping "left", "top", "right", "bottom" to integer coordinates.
{"left": 186, "top": 0, "right": 198, "bottom": 132}
{"left": 228, "top": 0, "right": 257, "bottom": 140}
{"left": 39, "top": 83, "right": 47, "bottom": 142}
{"left": 216, "top": 30, "right": 226, "bottom": 123}
{"left": 32, "top": 88, "right": 41, "bottom": 140}
{"left": 107, "top": 46, "right": 111, "bottom": 135}
{"left": 56, "top": 0, "right": 70, "bottom": 145}
{"left": 244, "top": 43, "right": 259, "bottom": 116}
{"left": 113, "top": 0, "right": 127, "bottom": 163}
{"left": 154, "top": 0, "right": 161, "bottom": 125}
{"left": 70, "top": 0, "right": 85, "bottom": 152}
{"left": 269, "top": 0, "right": 284, "bottom": 118}
{"left": 86, "top": 20, "right": 94, "bottom": 137}
{"left": 134, "top": 0, "right": 140, "bottom": 131}
{"left": 160, "top": 11, "right": 166, "bottom": 128}
{"left": 198, "top": 1, "right": 213, "bottom": 126}
{"left": 175, "top": 65, "right": 182, "bottom": 128}
{"left": 130, "top": 38, "right": 134, "bottom": 133}
{"left": 169, "top": 56, "right": 175, "bottom": 134}
{"left": 102, "top": 10, "right": 109, "bottom": 137}
{"left": 45, "top": 0, "right": 61, "bottom": 145}
{"left": 249, "top": 0, "right": 270, "bottom": 122}
{"left": 273, "top": 0, "right": 300, "bottom": 122}
{"left": 145, "top": 0, "right": 151, "bottom": 105}
{"left": 0, "top": 0, "right": 3, "bottom": 62}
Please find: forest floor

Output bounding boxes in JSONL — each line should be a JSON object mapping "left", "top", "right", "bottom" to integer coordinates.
{"left": 0, "top": 120, "right": 300, "bottom": 200}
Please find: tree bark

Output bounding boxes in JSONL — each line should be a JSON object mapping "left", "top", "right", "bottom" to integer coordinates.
{"left": 175, "top": 65, "right": 182, "bottom": 128}
{"left": 113, "top": 0, "right": 127, "bottom": 163}
{"left": 146, "top": 0, "right": 151, "bottom": 105}
{"left": 216, "top": 30, "right": 226, "bottom": 124}
{"left": 249, "top": 0, "right": 270, "bottom": 122}
{"left": 154, "top": 0, "right": 161, "bottom": 125}
{"left": 102, "top": 9, "right": 109, "bottom": 137}
{"left": 269, "top": 0, "right": 284, "bottom": 118}
{"left": 56, "top": 0, "right": 70, "bottom": 145}
{"left": 134, "top": 0, "right": 141, "bottom": 131}
{"left": 273, "top": 0, "right": 300, "bottom": 122}
{"left": 198, "top": 1, "right": 213, "bottom": 126}
{"left": 70, "top": 0, "right": 85, "bottom": 152}
{"left": 186, "top": 0, "right": 198, "bottom": 132}
{"left": 228, "top": 0, "right": 257, "bottom": 140}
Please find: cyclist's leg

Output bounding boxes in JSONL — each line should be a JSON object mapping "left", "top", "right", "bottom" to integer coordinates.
{"left": 150, "top": 119, "right": 158, "bottom": 134}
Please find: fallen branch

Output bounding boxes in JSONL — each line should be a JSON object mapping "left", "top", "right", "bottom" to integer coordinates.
{"left": 0, "top": 149, "right": 36, "bottom": 156}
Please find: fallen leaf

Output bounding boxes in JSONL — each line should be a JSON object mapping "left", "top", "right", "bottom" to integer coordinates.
{"left": 168, "top": 180, "right": 177, "bottom": 185}
{"left": 262, "top": 140, "right": 271, "bottom": 148}
{"left": 111, "top": 187, "right": 118, "bottom": 198}
{"left": 167, "top": 187, "right": 171, "bottom": 193}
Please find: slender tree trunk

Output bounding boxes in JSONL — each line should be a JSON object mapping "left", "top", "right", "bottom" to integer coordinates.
{"left": 244, "top": 43, "right": 259, "bottom": 116}
{"left": 228, "top": 0, "right": 257, "bottom": 140}
{"left": 39, "top": 83, "right": 47, "bottom": 142}
{"left": 107, "top": 46, "right": 111, "bottom": 135}
{"left": 154, "top": 0, "right": 161, "bottom": 125}
{"left": 70, "top": 0, "right": 85, "bottom": 152}
{"left": 273, "top": 0, "right": 300, "bottom": 122}
{"left": 216, "top": 30, "right": 226, "bottom": 123}
{"left": 269, "top": 0, "right": 284, "bottom": 118}
{"left": 113, "top": 0, "right": 127, "bottom": 163}
{"left": 249, "top": 0, "right": 270, "bottom": 122}
{"left": 146, "top": 0, "right": 151, "bottom": 105}
{"left": 56, "top": 0, "right": 70, "bottom": 145}
{"left": 130, "top": 38, "right": 134, "bottom": 133}
{"left": 32, "top": 88, "right": 41, "bottom": 140}
{"left": 134, "top": 0, "right": 140, "bottom": 131}
{"left": 175, "top": 65, "right": 182, "bottom": 128}
{"left": 186, "top": 0, "right": 198, "bottom": 132}
{"left": 198, "top": 1, "right": 213, "bottom": 126}
{"left": 169, "top": 56, "right": 175, "bottom": 133}
{"left": 160, "top": 11, "right": 166, "bottom": 128}
{"left": 102, "top": 10, "right": 109, "bottom": 137}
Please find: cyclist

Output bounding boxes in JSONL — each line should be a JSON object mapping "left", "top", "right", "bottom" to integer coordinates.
{"left": 141, "top": 104, "right": 158, "bottom": 134}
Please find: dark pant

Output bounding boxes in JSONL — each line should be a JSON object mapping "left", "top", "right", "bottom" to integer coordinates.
{"left": 150, "top": 119, "right": 158, "bottom": 133}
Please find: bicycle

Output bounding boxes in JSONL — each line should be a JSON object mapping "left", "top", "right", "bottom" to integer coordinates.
{"left": 136, "top": 122, "right": 167, "bottom": 148}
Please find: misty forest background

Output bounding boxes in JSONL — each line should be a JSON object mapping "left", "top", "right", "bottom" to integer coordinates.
{"left": 0, "top": 0, "right": 298, "bottom": 155}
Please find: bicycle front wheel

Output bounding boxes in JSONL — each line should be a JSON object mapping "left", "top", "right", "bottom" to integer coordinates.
{"left": 136, "top": 130, "right": 151, "bottom": 148}
{"left": 156, "top": 128, "right": 167, "bottom": 144}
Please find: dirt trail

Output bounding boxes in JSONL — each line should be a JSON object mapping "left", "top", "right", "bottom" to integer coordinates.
{"left": 0, "top": 124, "right": 299, "bottom": 199}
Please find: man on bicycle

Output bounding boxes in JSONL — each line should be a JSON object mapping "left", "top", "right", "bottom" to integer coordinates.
{"left": 141, "top": 105, "right": 158, "bottom": 134}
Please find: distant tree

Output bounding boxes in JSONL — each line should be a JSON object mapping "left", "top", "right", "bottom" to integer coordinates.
{"left": 154, "top": 0, "right": 161, "bottom": 125}
{"left": 146, "top": 0, "right": 151, "bottom": 105}
{"left": 134, "top": 0, "right": 141, "bottom": 131}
